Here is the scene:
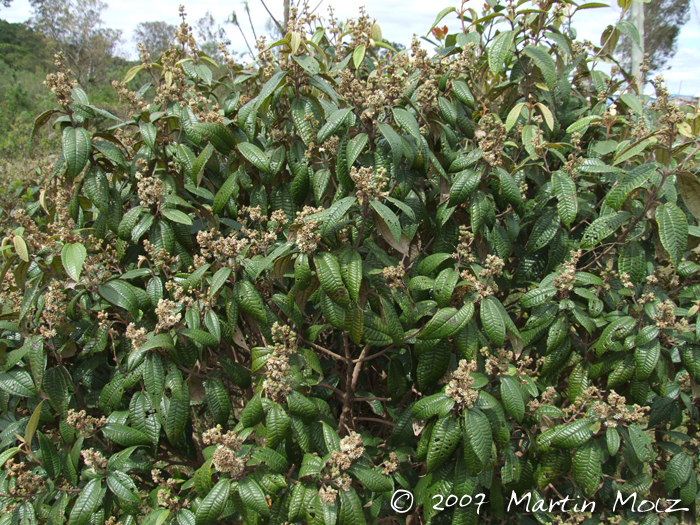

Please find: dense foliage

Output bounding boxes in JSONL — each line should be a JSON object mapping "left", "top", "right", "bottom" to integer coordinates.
{"left": 2, "top": 1, "right": 700, "bottom": 524}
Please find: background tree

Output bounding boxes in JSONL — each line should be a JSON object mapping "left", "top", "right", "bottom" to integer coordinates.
{"left": 617, "top": 0, "right": 691, "bottom": 77}
{"left": 29, "top": 0, "right": 122, "bottom": 87}
{"left": 133, "top": 21, "right": 175, "bottom": 58}
{"left": 195, "top": 10, "right": 229, "bottom": 62}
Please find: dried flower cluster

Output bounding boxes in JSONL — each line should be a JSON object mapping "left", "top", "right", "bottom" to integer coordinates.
{"left": 444, "top": 359, "right": 479, "bottom": 408}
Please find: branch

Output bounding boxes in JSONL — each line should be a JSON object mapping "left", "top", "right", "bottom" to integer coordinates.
{"left": 259, "top": 0, "right": 285, "bottom": 34}
{"left": 355, "top": 417, "right": 395, "bottom": 427}
{"left": 303, "top": 340, "right": 347, "bottom": 362}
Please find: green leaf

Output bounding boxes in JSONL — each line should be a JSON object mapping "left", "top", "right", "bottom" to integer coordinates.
{"left": 527, "top": 208, "right": 558, "bottom": 253}
{"left": 566, "top": 116, "right": 601, "bottom": 134}
{"left": 371, "top": 200, "right": 402, "bottom": 244}
{"left": 500, "top": 376, "right": 525, "bottom": 423}
{"left": 347, "top": 133, "right": 368, "bottom": 170}
{"left": 665, "top": 452, "right": 693, "bottom": 491}
{"left": 488, "top": 30, "right": 514, "bottom": 75}
{"left": 417, "top": 253, "right": 453, "bottom": 276}
{"left": 38, "top": 431, "right": 61, "bottom": 479}
{"left": 677, "top": 171, "right": 700, "bottom": 222}
{"left": 416, "top": 342, "right": 451, "bottom": 391}
{"left": 606, "top": 427, "right": 620, "bottom": 455}
{"left": 194, "top": 123, "right": 235, "bottom": 155}
{"left": 318, "top": 108, "right": 352, "bottom": 145}
{"left": 339, "top": 247, "right": 362, "bottom": 303}
{"left": 314, "top": 252, "right": 350, "bottom": 308}
{"left": 205, "top": 378, "right": 231, "bottom": 426}
{"left": 165, "top": 397, "right": 189, "bottom": 445}
{"left": 452, "top": 80, "right": 474, "bottom": 108}
{"left": 619, "top": 93, "right": 644, "bottom": 116}
{"left": 617, "top": 20, "right": 642, "bottom": 50}
{"left": 24, "top": 400, "right": 44, "bottom": 446}
{"left": 179, "top": 328, "right": 218, "bottom": 348}
{"left": 505, "top": 103, "right": 527, "bottom": 132}
{"left": 162, "top": 208, "right": 193, "bottom": 225}
{"left": 209, "top": 267, "right": 232, "bottom": 298}
{"left": 392, "top": 107, "right": 421, "bottom": 140}
{"left": 634, "top": 341, "right": 660, "bottom": 380}
{"left": 102, "top": 424, "right": 152, "bottom": 446}
{"left": 139, "top": 122, "right": 157, "bottom": 150}
{"left": 656, "top": 202, "right": 688, "bottom": 268}
{"left": 236, "top": 280, "right": 268, "bottom": 324}
{"left": 550, "top": 418, "right": 595, "bottom": 449}
{"left": 419, "top": 303, "right": 474, "bottom": 340}
{"left": 13, "top": 235, "right": 29, "bottom": 262}
{"left": 353, "top": 45, "right": 366, "bottom": 69}
{"left": 606, "top": 164, "right": 656, "bottom": 210}
{"left": 212, "top": 170, "right": 239, "bottom": 214}
{"left": 99, "top": 280, "right": 140, "bottom": 317}
{"left": 349, "top": 465, "right": 393, "bottom": 492}
{"left": 581, "top": 211, "right": 631, "bottom": 248}
{"left": 323, "top": 196, "right": 356, "bottom": 234}
{"left": 238, "top": 142, "right": 271, "bottom": 172}
{"left": 481, "top": 297, "right": 506, "bottom": 346}
{"left": 239, "top": 476, "right": 270, "bottom": 517}
{"left": 195, "top": 479, "right": 231, "bottom": 525}
{"left": 0, "top": 369, "right": 38, "bottom": 397}
{"left": 377, "top": 123, "right": 404, "bottom": 168}
{"left": 68, "top": 479, "right": 102, "bottom": 525}
{"left": 241, "top": 392, "right": 265, "bottom": 428}
{"left": 628, "top": 424, "right": 653, "bottom": 462}
{"left": 552, "top": 172, "right": 577, "bottom": 227}
{"left": 107, "top": 471, "right": 141, "bottom": 503}
{"left": 523, "top": 46, "right": 557, "bottom": 87}
{"left": 463, "top": 408, "right": 492, "bottom": 475}
{"left": 572, "top": 442, "right": 602, "bottom": 498}
{"left": 449, "top": 169, "right": 481, "bottom": 207}
{"left": 426, "top": 415, "right": 460, "bottom": 472}
{"left": 62, "top": 127, "right": 91, "bottom": 178}
{"left": 339, "top": 487, "right": 366, "bottom": 525}
{"left": 413, "top": 393, "right": 454, "bottom": 419}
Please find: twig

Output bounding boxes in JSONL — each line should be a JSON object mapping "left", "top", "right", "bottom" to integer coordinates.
{"left": 260, "top": 0, "right": 285, "bottom": 34}
{"left": 356, "top": 417, "right": 395, "bottom": 427}
{"left": 304, "top": 340, "right": 347, "bottom": 362}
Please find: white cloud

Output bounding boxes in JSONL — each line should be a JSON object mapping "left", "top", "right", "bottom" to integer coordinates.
{"left": 2, "top": 0, "right": 698, "bottom": 92}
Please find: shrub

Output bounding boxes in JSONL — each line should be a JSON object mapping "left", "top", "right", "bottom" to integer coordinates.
{"left": 2, "top": 1, "right": 700, "bottom": 524}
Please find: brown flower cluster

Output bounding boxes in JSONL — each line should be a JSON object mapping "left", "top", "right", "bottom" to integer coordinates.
{"left": 155, "top": 299, "right": 182, "bottom": 332}
{"left": 81, "top": 448, "right": 108, "bottom": 472}
{"left": 553, "top": 250, "right": 582, "bottom": 297}
{"left": 202, "top": 426, "right": 247, "bottom": 478}
{"left": 4, "top": 459, "right": 44, "bottom": 498}
{"left": 351, "top": 166, "right": 388, "bottom": 206}
{"left": 453, "top": 225, "right": 476, "bottom": 263}
{"left": 444, "top": 359, "right": 479, "bottom": 408}
{"left": 382, "top": 263, "right": 405, "bottom": 289}
{"left": 196, "top": 228, "right": 250, "bottom": 262}
{"left": 461, "top": 254, "right": 504, "bottom": 300}
{"left": 327, "top": 431, "right": 365, "bottom": 478}
{"left": 292, "top": 206, "right": 324, "bottom": 253}
{"left": 591, "top": 391, "right": 648, "bottom": 428}
{"left": 67, "top": 409, "right": 106, "bottom": 437}
{"left": 44, "top": 53, "right": 76, "bottom": 106}
{"left": 262, "top": 323, "right": 297, "bottom": 402}
{"left": 475, "top": 115, "right": 506, "bottom": 167}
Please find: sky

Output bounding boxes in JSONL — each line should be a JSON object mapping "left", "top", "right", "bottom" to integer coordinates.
{"left": 2, "top": 0, "right": 699, "bottom": 95}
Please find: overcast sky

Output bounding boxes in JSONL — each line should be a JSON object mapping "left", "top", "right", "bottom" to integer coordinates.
{"left": 3, "top": 0, "right": 699, "bottom": 95}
